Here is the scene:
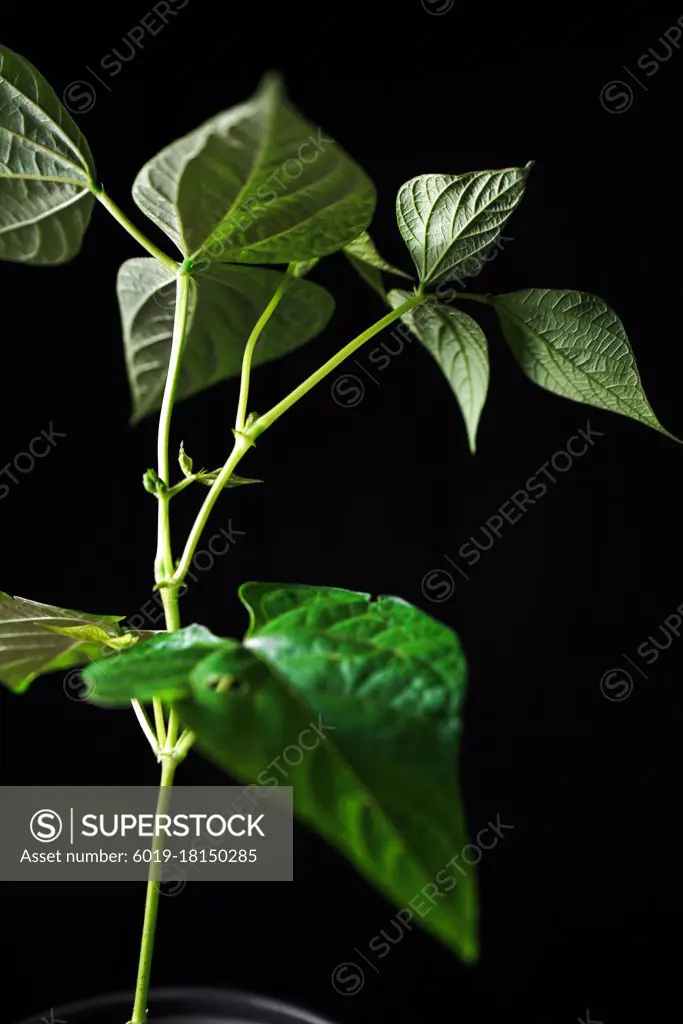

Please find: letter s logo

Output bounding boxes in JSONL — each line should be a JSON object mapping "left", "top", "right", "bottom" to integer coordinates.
{"left": 30, "top": 809, "right": 63, "bottom": 842}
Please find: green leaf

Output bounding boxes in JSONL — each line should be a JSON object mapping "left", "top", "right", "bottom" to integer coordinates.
{"left": 226, "top": 473, "right": 262, "bottom": 487}
{"left": 45, "top": 624, "right": 138, "bottom": 652}
{"left": 0, "top": 592, "right": 123, "bottom": 693}
{"left": 492, "top": 288, "right": 676, "bottom": 437}
{"left": 132, "top": 74, "right": 376, "bottom": 264}
{"left": 240, "top": 581, "right": 370, "bottom": 635}
{"left": 176, "top": 443, "right": 262, "bottom": 488}
{"left": 197, "top": 470, "right": 262, "bottom": 488}
{"left": 237, "top": 583, "right": 466, "bottom": 730}
{"left": 0, "top": 46, "right": 96, "bottom": 264}
{"left": 388, "top": 290, "right": 489, "bottom": 453}
{"left": 344, "top": 230, "right": 411, "bottom": 298}
{"left": 183, "top": 640, "right": 477, "bottom": 965}
{"left": 84, "top": 624, "right": 226, "bottom": 705}
{"left": 178, "top": 442, "right": 194, "bottom": 477}
{"left": 188, "top": 584, "right": 475, "bottom": 962}
{"left": 106, "top": 585, "right": 471, "bottom": 960}
{"left": 79, "top": 585, "right": 477, "bottom": 960}
{"left": 117, "top": 258, "right": 334, "bottom": 422}
{"left": 396, "top": 166, "right": 530, "bottom": 286}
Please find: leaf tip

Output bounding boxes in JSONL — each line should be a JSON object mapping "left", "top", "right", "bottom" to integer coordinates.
{"left": 460, "top": 941, "right": 480, "bottom": 966}
{"left": 659, "top": 423, "right": 683, "bottom": 445}
{"left": 258, "top": 70, "right": 285, "bottom": 99}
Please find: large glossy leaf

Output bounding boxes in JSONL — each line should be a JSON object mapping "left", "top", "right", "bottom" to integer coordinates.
{"left": 343, "top": 230, "right": 411, "bottom": 298}
{"left": 0, "top": 46, "right": 95, "bottom": 263}
{"left": 132, "top": 74, "right": 375, "bottom": 265}
{"left": 493, "top": 288, "right": 675, "bottom": 437}
{"left": 237, "top": 583, "right": 466, "bottom": 731}
{"left": 396, "top": 166, "right": 529, "bottom": 286}
{"left": 82, "top": 584, "right": 477, "bottom": 962}
{"left": 240, "top": 582, "right": 369, "bottom": 633}
{"left": 389, "top": 290, "right": 489, "bottom": 453}
{"left": 0, "top": 592, "right": 123, "bottom": 693}
{"left": 117, "top": 258, "right": 335, "bottom": 422}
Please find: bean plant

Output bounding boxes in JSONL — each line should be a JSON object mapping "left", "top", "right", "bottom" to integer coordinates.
{"left": 0, "top": 44, "right": 673, "bottom": 1024}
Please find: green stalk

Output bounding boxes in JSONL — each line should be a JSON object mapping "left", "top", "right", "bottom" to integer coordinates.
{"left": 149, "top": 271, "right": 191, "bottom": 753}
{"left": 250, "top": 295, "right": 424, "bottom": 435}
{"left": 154, "top": 271, "right": 192, "bottom": 583}
{"left": 170, "top": 434, "right": 252, "bottom": 586}
{"left": 152, "top": 701, "right": 167, "bottom": 749}
{"left": 234, "top": 274, "right": 291, "bottom": 433}
{"left": 131, "top": 700, "right": 159, "bottom": 756}
{"left": 127, "top": 754, "right": 177, "bottom": 1024}
{"left": 169, "top": 272, "right": 297, "bottom": 587}
{"left": 170, "top": 295, "right": 425, "bottom": 586}
{"left": 127, "top": 268, "right": 191, "bottom": 1024}
{"left": 94, "top": 188, "right": 178, "bottom": 273}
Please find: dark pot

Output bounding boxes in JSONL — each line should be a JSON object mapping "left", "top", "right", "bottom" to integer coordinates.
{"left": 13, "top": 988, "right": 338, "bottom": 1024}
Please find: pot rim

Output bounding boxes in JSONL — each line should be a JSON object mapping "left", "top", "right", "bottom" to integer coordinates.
{"left": 12, "top": 986, "right": 337, "bottom": 1024}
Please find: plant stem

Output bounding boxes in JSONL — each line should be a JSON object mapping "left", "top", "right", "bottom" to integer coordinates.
{"left": 154, "top": 271, "right": 192, "bottom": 583}
{"left": 165, "top": 476, "right": 197, "bottom": 499}
{"left": 165, "top": 708, "right": 181, "bottom": 751}
{"left": 155, "top": 493, "right": 173, "bottom": 584}
{"left": 145, "top": 272, "right": 191, "bottom": 751}
{"left": 159, "top": 586, "right": 182, "bottom": 639}
{"left": 171, "top": 433, "right": 252, "bottom": 586}
{"left": 152, "top": 700, "right": 167, "bottom": 749}
{"left": 128, "top": 754, "right": 177, "bottom": 1024}
{"left": 128, "top": 598, "right": 181, "bottom": 1024}
{"left": 170, "top": 295, "right": 426, "bottom": 586}
{"left": 126, "top": 233, "right": 191, "bottom": 1024}
{"left": 235, "top": 274, "right": 291, "bottom": 433}
{"left": 94, "top": 188, "right": 178, "bottom": 273}
{"left": 251, "top": 295, "right": 424, "bottom": 435}
{"left": 169, "top": 271, "right": 293, "bottom": 583}
{"left": 173, "top": 728, "right": 195, "bottom": 761}
{"left": 158, "top": 590, "right": 182, "bottom": 766}
{"left": 131, "top": 700, "right": 159, "bottom": 756}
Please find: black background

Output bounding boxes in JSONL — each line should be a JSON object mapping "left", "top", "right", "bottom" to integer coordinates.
{"left": 1, "top": 4, "right": 682, "bottom": 1023}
